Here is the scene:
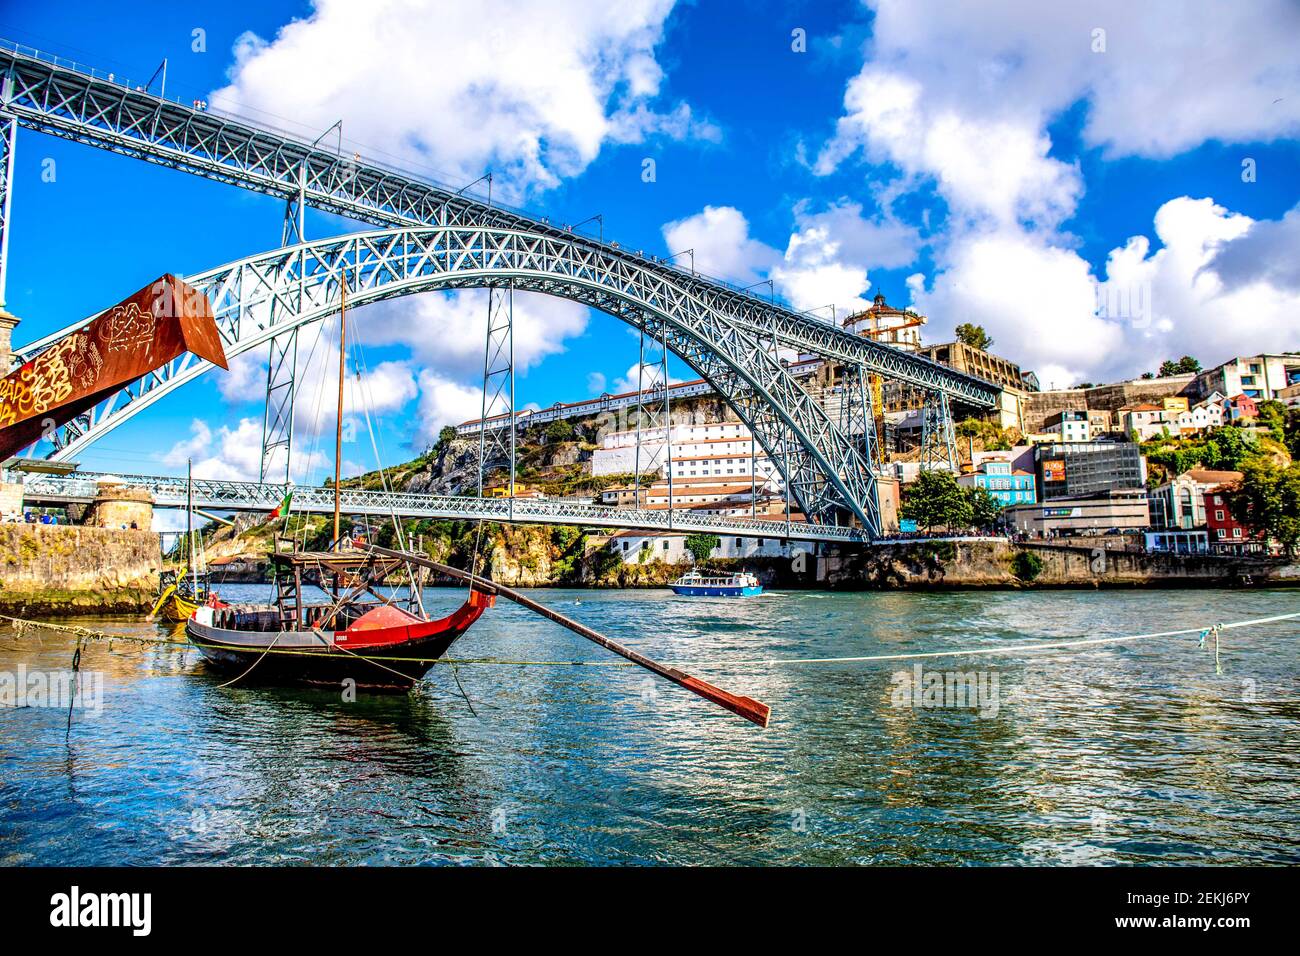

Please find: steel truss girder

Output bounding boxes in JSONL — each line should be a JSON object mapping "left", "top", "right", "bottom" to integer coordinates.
{"left": 0, "top": 110, "right": 14, "bottom": 312}
{"left": 477, "top": 282, "right": 514, "bottom": 495}
{"left": 836, "top": 362, "right": 882, "bottom": 475}
{"left": 0, "top": 45, "right": 997, "bottom": 407}
{"left": 643, "top": 316, "right": 874, "bottom": 528}
{"left": 259, "top": 329, "right": 297, "bottom": 483}
{"left": 18, "top": 470, "right": 867, "bottom": 542}
{"left": 633, "top": 324, "right": 670, "bottom": 497}
{"left": 920, "top": 390, "right": 958, "bottom": 472}
{"left": 16, "top": 226, "right": 882, "bottom": 533}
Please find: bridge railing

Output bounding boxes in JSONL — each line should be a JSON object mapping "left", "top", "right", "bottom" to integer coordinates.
{"left": 17, "top": 471, "right": 869, "bottom": 542}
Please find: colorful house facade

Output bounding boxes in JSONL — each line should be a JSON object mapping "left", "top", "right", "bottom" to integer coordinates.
{"left": 958, "top": 459, "right": 1037, "bottom": 506}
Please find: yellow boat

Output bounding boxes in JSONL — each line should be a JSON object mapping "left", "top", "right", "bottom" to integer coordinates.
{"left": 149, "top": 582, "right": 203, "bottom": 622}
{"left": 151, "top": 460, "right": 210, "bottom": 623}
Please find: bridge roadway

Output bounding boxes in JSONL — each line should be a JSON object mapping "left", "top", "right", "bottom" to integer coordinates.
{"left": 18, "top": 472, "right": 869, "bottom": 543}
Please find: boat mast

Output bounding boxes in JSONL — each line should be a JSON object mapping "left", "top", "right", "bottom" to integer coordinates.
{"left": 186, "top": 458, "right": 196, "bottom": 592}
{"left": 333, "top": 269, "right": 347, "bottom": 548}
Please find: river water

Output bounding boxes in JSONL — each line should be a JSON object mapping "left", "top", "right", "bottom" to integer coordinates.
{"left": 1, "top": 586, "right": 1297, "bottom": 865}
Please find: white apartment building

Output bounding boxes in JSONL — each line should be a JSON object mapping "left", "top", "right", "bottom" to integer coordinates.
{"left": 598, "top": 474, "right": 776, "bottom": 515}
{"left": 592, "top": 421, "right": 783, "bottom": 490}
{"left": 1193, "top": 354, "right": 1300, "bottom": 402}
{"left": 1043, "top": 411, "right": 1091, "bottom": 442}
{"left": 603, "top": 530, "right": 814, "bottom": 564}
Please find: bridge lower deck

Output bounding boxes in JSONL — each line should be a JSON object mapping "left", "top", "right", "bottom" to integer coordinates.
{"left": 17, "top": 471, "right": 869, "bottom": 543}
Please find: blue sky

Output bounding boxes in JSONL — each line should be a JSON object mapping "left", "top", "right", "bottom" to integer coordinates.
{"left": 3, "top": 0, "right": 1298, "bottom": 488}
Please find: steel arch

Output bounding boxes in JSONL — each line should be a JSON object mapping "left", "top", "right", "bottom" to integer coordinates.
{"left": 23, "top": 226, "right": 882, "bottom": 532}
{"left": 0, "top": 42, "right": 999, "bottom": 406}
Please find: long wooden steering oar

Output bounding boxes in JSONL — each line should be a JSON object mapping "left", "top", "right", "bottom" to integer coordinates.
{"left": 367, "top": 545, "right": 770, "bottom": 727}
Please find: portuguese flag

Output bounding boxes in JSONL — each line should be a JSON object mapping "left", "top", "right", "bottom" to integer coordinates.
{"left": 266, "top": 490, "right": 293, "bottom": 523}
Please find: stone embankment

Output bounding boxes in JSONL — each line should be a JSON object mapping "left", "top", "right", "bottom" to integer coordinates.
{"left": 819, "top": 539, "right": 1299, "bottom": 589}
{"left": 0, "top": 524, "right": 162, "bottom": 614}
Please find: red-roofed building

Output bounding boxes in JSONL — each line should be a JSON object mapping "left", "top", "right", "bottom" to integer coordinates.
{"left": 1204, "top": 484, "right": 1270, "bottom": 554}
{"left": 1225, "top": 394, "right": 1258, "bottom": 421}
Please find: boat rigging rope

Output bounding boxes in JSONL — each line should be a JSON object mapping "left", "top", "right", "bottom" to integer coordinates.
{"left": 65, "top": 638, "right": 82, "bottom": 737}
{"left": 214, "top": 628, "right": 285, "bottom": 689}
{"left": 1, "top": 610, "right": 1295, "bottom": 669}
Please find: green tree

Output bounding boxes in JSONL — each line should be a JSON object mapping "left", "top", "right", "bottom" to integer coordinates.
{"left": 683, "top": 533, "right": 720, "bottom": 564}
{"left": 1227, "top": 458, "right": 1300, "bottom": 558}
{"left": 901, "top": 470, "right": 974, "bottom": 532}
{"left": 966, "top": 487, "right": 1002, "bottom": 530}
{"left": 1255, "top": 400, "right": 1287, "bottom": 443}
{"left": 1012, "top": 550, "right": 1043, "bottom": 582}
{"left": 430, "top": 425, "right": 458, "bottom": 457}
{"left": 1208, "top": 426, "right": 1255, "bottom": 470}
{"left": 1284, "top": 406, "right": 1300, "bottom": 460}
{"left": 1158, "top": 355, "right": 1201, "bottom": 376}
{"left": 954, "top": 323, "right": 993, "bottom": 351}
{"left": 545, "top": 419, "right": 576, "bottom": 443}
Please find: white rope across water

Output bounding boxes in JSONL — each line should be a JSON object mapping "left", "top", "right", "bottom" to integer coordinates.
{"left": 0, "top": 611, "right": 1295, "bottom": 669}
{"left": 694, "top": 611, "right": 1300, "bottom": 667}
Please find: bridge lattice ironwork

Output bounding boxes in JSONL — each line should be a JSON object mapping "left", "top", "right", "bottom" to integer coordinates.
{"left": 19, "top": 471, "right": 867, "bottom": 542}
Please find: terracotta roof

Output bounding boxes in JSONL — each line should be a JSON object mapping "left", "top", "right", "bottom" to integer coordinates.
{"left": 1184, "top": 468, "right": 1244, "bottom": 484}
{"left": 670, "top": 436, "right": 756, "bottom": 445}
{"left": 646, "top": 483, "right": 755, "bottom": 497}
{"left": 641, "top": 501, "right": 750, "bottom": 512}
{"left": 671, "top": 453, "right": 768, "bottom": 462}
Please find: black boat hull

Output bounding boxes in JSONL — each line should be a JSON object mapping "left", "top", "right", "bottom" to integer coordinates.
{"left": 185, "top": 596, "right": 489, "bottom": 692}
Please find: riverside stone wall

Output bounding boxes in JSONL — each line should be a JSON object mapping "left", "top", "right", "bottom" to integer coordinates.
{"left": 0, "top": 524, "right": 162, "bottom": 614}
{"left": 819, "top": 539, "right": 1299, "bottom": 589}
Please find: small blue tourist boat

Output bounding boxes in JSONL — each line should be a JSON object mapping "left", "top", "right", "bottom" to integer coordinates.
{"left": 670, "top": 570, "right": 763, "bottom": 597}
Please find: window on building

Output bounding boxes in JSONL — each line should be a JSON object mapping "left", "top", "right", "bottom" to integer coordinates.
{"left": 736, "top": 538, "right": 743, "bottom": 547}
{"left": 1215, "top": 510, "right": 1224, "bottom": 521}
{"left": 663, "top": 541, "right": 669, "bottom": 550}
{"left": 622, "top": 541, "right": 628, "bottom": 550}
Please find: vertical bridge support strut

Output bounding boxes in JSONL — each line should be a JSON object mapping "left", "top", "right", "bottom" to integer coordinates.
{"left": 0, "top": 101, "right": 19, "bottom": 372}
{"left": 260, "top": 157, "right": 310, "bottom": 484}
{"left": 633, "top": 324, "right": 671, "bottom": 519}
{"left": 0, "top": 110, "right": 14, "bottom": 308}
{"left": 838, "top": 362, "right": 881, "bottom": 476}
{"left": 920, "top": 390, "right": 958, "bottom": 472}
{"left": 259, "top": 330, "right": 298, "bottom": 483}
{"left": 477, "top": 282, "right": 515, "bottom": 513}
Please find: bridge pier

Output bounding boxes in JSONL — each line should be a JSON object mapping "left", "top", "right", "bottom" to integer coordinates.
{"left": 920, "top": 390, "right": 958, "bottom": 473}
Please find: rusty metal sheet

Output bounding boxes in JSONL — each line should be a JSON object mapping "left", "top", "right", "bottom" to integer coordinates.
{"left": 0, "top": 274, "right": 228, "bottom": 461}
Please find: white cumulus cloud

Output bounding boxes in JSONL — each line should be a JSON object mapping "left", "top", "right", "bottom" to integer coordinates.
{"left": 209, "top": 0, "right": 708, "bottom": 197}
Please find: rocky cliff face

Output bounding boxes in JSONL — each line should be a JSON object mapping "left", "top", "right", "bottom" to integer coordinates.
{"left": 403, "top": 439, "right": 482, "bottom": 496}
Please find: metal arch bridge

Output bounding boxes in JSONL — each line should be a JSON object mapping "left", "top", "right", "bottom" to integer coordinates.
{"left": 0, "top": 42, "right": 999, "bottom": 539}
{"left": 19, "top": 471, "right": 867, "bottom": 543}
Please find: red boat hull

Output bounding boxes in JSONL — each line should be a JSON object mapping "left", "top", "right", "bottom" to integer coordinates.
{"left": 184, "top": 591, "right": 493, "bottom": 692}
